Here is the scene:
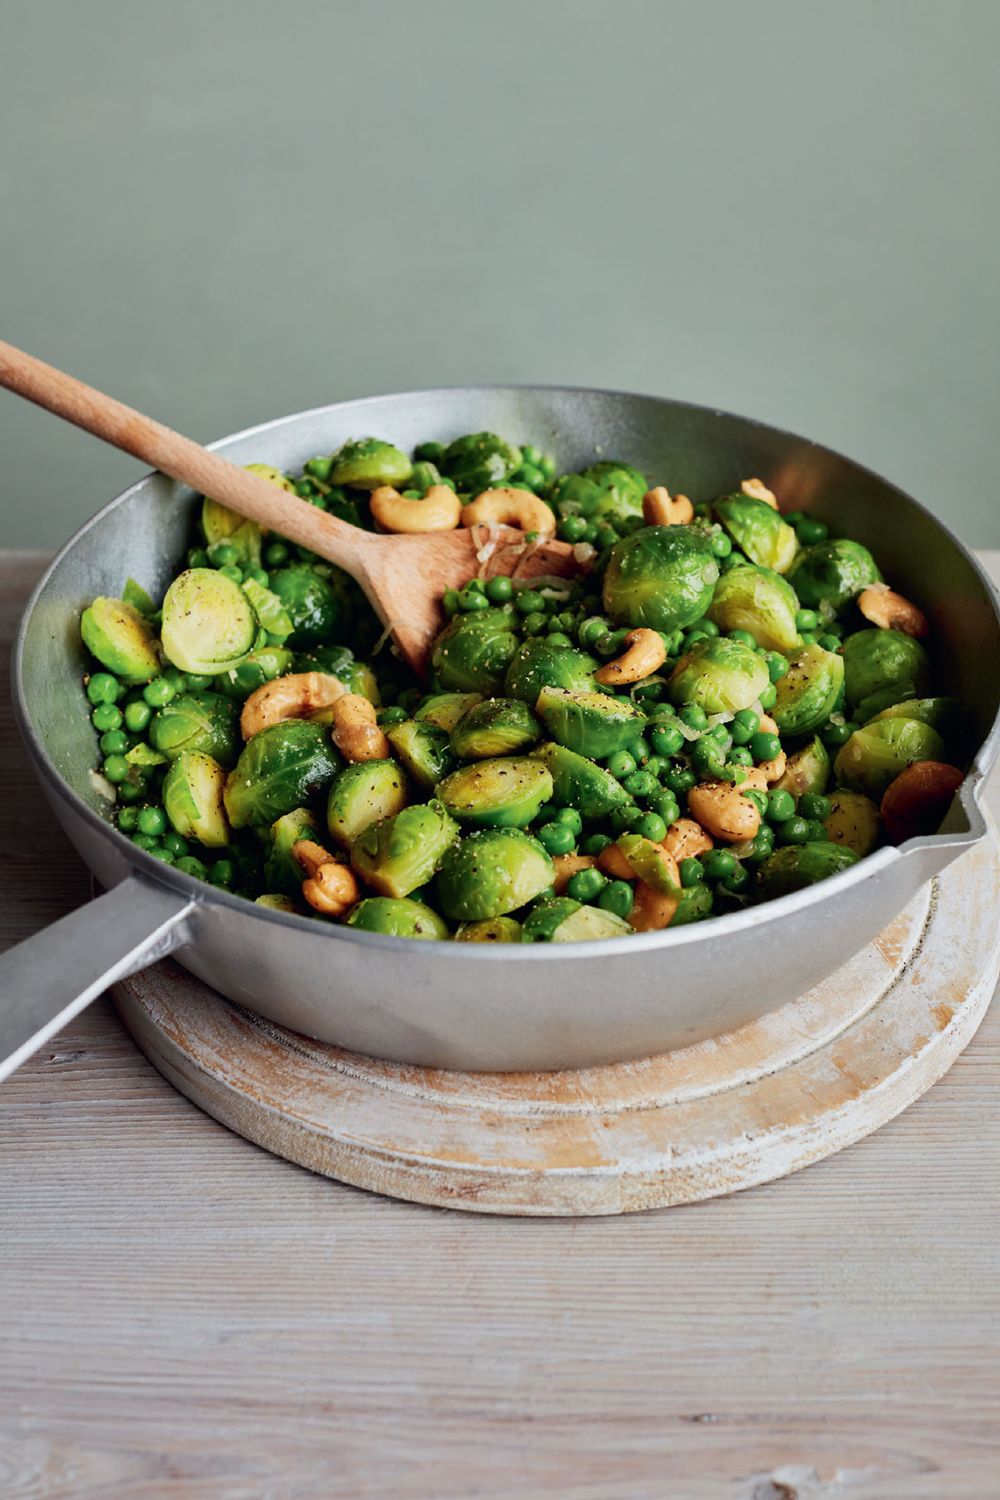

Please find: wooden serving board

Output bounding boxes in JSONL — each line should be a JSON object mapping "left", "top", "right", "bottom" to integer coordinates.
{"left": 114, "top": 826, "right": 1000, "bottom": 1216}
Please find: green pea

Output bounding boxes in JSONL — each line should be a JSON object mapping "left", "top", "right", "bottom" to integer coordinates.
{"left": 582, "top": 832, "right": 613, "bottom": 856}
{"left": 796, "top": 518, "right": 829, "bottom": 545}
{"left": 554, "top": 807, "right": 584, "bottom": 834}
{"left": 679, "top": 705, "right": 708, "bottom": 732}
{"left": 765, "top": 653, "right": 789, "bottom": 683}
{"left": 442, "top": 588, "right": 460, "bottom": 617}
{"left": 799, "top": 632, "right": 818, "bottom": 646}
{"left": 485, "top": 575, "right": 514, "bottom": 604}
{"left": 679, "top": 857, "right": 705, "bottom": 887}
{"left": 219, "top": 564, "right": 244, "bottom": 584}
{"left": 662, "top": 766, "right": 696, "bottom": 795}
{"left": 598, "top": 880, "right": 634, "bottom": 920}
{"left": 137, "top": 805, "right": 167, "bottom": 837}
{"left": 710, "top": 531, "right": 733, "bottom": 558}
{"left": 176, "top": 855, "right": 209, "bottom": 880}
{"left": 727, "top": 630, "right": 757, "bottom": 649}
{"left": 567, "top": 867, "right": 608, "bottom": 903}
{"left": 521, "top": 444, "right": 543, "bottom": 468}
{"left": 294, "top": 479, "right": 316, "bottom": 499}
{"left": 783, "top": 511, "right": 806, "bottom": 527}
{"left": 458, "top": 588, "right": 490, "bottom": 612}
{"left": 634, "top": 811, "right": 668, "bottom": 843}
{"left": 559, "top": 515, "right": 588, "bottom": 544}
{"left": 743, "top": 788, "right": 769, "bottom": 817}
{"left": 102, "top": 754, "right": 130, "bottom": 784}
{"left": 644, "top": 755, "right": 667, "bottom": 778}
{"left": 117, "top": 807, "right": 140, "bottom": 833}
{"left": 210, "top": 541, "right": 240, "bottom": 568}
{"left": 539, "top": 454, "right": 557, "bottom": 480}
{"left": 377, "top": 705, "right": 409, "bottom": 727}
{"left": 117, "top": 781, "right": 144, "bottom": 804}
{"left": 818, "top": 634, "right": 842, "bottom": 653}
{"left": 415, "top": 440, "right": 445, "bottom": 463}
{"left": 623, "top": 770, "right": 659, "bottom": 799}
{"left": 517, "top": 463, "right": 546, "bottom": 491}
{"left": 264, "top": 541, "right": 290, "bottom": 568}
{"left": 91, "top": 703, "right": 123, "bottom": 733}
{"left": 759, "top": 682, "right": 778, "bottom": 709}
{"left": 86, "top": 672, "right": 122, "bottom": 706}
{"left": 187, "top": 547, "right": 209, "bottom": 569}
{"left": 143, "top": 678, "right": 175, "bottom": 708}
{"left": 683, "top": 629, "right": 710, "bottom": 649}
{"left": 777, "top": 815, "right": 811, "bottom": 845}
{"left": 720, "top": 862, "right": 750, "bottom": 893}
{"left": 124, "top": 700, "right": 153, "bottom": 733}
{"left": 546, "top": 631, "right": 573, "bottom": 648}
{"left": 745, "top": 826, "right": 775, "bottom": 863}
{"left": 210, "top": 859, "right": 236, "bottom": 887}
{"left": 749, "top": 730, "right": 782, "bottom": 763}
{"left": 766, "top": 788, "right": 796, "bottom": 823}
{"left": 515, "top": 590, "right": 546, "bottom": 615}
{"left": 701, "top": 848, "right": 736, "bottom": 881}
{"left": 132, "top": 832, "right": 159, "bottom": 851}
{"left": 690, "top": 617, "right": 720, "bottom": 638}
{"left": 607, "top": 750, "right": 637, "bottom": 780}
{"left": 610, "top": 805, "right": 646, "bottom": 834}
{"left": 148, "top": 846, "right": 176, "bottom": 865}
{"left": 162, "top": 831, "right": 189, "bottom": 858}
{"left": 730, "top": 708, "right": 760, "bottom": 745}
{"left": 99, "top": 728, "right": 127, "bottom": 755}
{"left": 651, "top": 793, "right": 679, "bottom": 828}
{"left": 650, "top": 723, "right": 685, "bottom": 757}
{"left": 795, "top": 608, "right": 819, "bottom": 633}
{"left": 821, "top": 719, "right": 857, "bottom": 748}
{"left": 537, "top": 821, "right": 576, "bottom": 856}
{"left": 728, "top": 746, "right": 753, "bottom": 767}
{"left": 578, "top": 616, "right": 610, "bottom": 650}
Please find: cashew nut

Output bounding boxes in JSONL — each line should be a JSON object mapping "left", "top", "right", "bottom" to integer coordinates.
{"left": 292, "top": 838, "right": 361, "bottom": 918}
{"left": 857, "top": 584, "right": 929, "bottom": 639}
{"left": 741, "top": 477, "right": 779, "bottom": 509}
{"left": 370, "top": 484, "right": 462, "bottom": 533}
{"left": 594, "top": 627, "right": 667, "bottom": 687}
{"left": 643, "top": 486, "right": 694, "bottom": 526}
{"left": 461, "top": 487, "right": 556, "bottom": 535}
{"left": 663, "top": 818, "right": 714, "bottom": 862}
{"left": 597, "top": 843, "right": 634, "bottom": 880}
{"left": 687, "top": 781, "right": 762, "bottom": 843}
{"left": 240, "top": 671, "right": 347, "bottom": 740}
{"left": 552, "top": 853, "right": 597, "bottom": 893}
{"left": 330, "top": 694, "right": 390, "bottom": 762}
{"left": 629, "top": 881, "right": 680, "bottom": 932}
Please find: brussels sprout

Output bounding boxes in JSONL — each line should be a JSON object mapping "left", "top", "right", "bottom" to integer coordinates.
{"left": 432, "top": 607, "right": 521, "bottom": 695}
{"left": 833, "top": 717, "right": 945, "bottom": 800}
{"left": 215, "top": 646, "right": 294, "bottom": 699}
{"left": 293, "top": 644, "right": 380, "bottom": 705}
{"left": 268, "top": 564, "right": 353, "bottom": 649}
{"left": 451, "top": 698, "right": 542, "bottom": 759}
{"left": 550, "top": 461, "right": 647, "bottom": 522}
{"left": 264, "top": 806, "right": 320, "bottom": 893}
{"left": 823, "top": 790, "right": 881, "bottom": 857}
{"left": 714, "top": 494, "right": 798, "bottom": 574}
{"left": 351, "top": 801, "right": 459, "bottom": 898}
{"left": 669, "top": 637, "right": 770, "bottom": 715}
{"left": 329, "top": 437, "right": 413, "bottom": 491}
{"left": 521, "top": 897, "right": 581, "bottom": 941}
{"left": 161, "top": 569, "right": 258, "bottom": 676}
{"left": 772, "top": 644, "right": 845, "bottom": 736}
{"left": 774, "top": 735, "right": 831, "bottom": 797}
{"left": 163, "top": 751, "right": 231, "bottom": 848}
{"left": 669, "top": 882, "right": 715, "bottom": 926}
{"left": 437, "top": 757, "right": 553, "bottom": 828}
{"left": 531, "top": 742, "right": 630, "bottom": 820}
{"left": 81, "top": 596, "right": 161, "bottom": 682}
{"left": 201, "top": 488, "right": 269, "bottom": 568}
{"left": 415, "top": 692, "right": 484, "bottom": 733}
{"left": 786, "top": 538, "right": 881, "bottom": 610}
{"left": 326, "top": 759, "right": 408, "bottom": 848}
{"left": 522, "top": 898, "right": 632, "bottom": 942}
{"left": 241, "top": 578, "right": 293, "bottom": 643}
{"left": 866, "top": 696, "right": 961, "bottom": 735}
{"left": 503, "top": 638, "right": 598, "bottom": 704}
{"left": 122, "top": 578, "right": 156, "bottom": 618}
{"left": 755, "top": 841, "right": 859, "bottom": 898}
{"left": 535, "top": 686, "right": 647, "bottom": 758}
{"left": 842, "top": 629, "right": 929, "bottom": 718}
{"left": 706, "top": 565, "right": 802, "bottom": 653}
{"left": 386, "top": 720, "right": 455, "bottom": 787}
{"left": 615, "top": 834, "right": 681, "bottom": 894}
{"left": 454, "top": 916, "right": 524, "bottom": 942}
{"left": 441, "top": 431, "right": 521, "bottom": 493}
{"left": 435, "top": 828, "right": 554, "bottom": 921}
{"left": 125, "top": 742, "right": 167, "bottom": 770}
{"left": 603, "top": 526, "right": 719, "bottom": 632}
{"left": 224, "top": 721, "right": 342, "bottom": 828}
{"left": 255, "top": 893, "right": 297, "bottom": 912}
{"left": 346, "top": 897, "right": 449, "bottom": 940}
{"left": 150, "top": 691, "right": 241, "bottom": 767}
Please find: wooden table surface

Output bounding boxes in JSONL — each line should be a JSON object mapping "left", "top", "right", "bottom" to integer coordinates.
{"left": 1, "top": 550, "right": 998, "bottom": 1500}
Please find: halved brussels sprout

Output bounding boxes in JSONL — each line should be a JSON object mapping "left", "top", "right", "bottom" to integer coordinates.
{"left": 437, "top": 757, "right": 553, "bottom": 828}
{"left": 351, "top": 801, "right": 460, "bottom": 898}
{"left": 150, "top": 691, "right": 241, "bottom": 767}
{"left": 603, "top": 526, "right": 719, "bottom": 631}
{"left": 326, "top": 759, "right": 408, "bottom": 848}
{"left": 522, "top": 898, "right": 632, "bottom": 942}
{"left": 786, "top": 538, "right": 881, "bottom": 610}
{"left": 435, "top": 828, "right": 554, "bottom": 921}
{"left": 714, "top": 494, "right": 798, "bottom": 574}
{"left": 293, "top": 644, "right": 380, "bottom": 705}
{"left": 535, "top": 687, "right": 645, "bottom": 759}
{"left": 503, "top": 639, "right": 598, "bottom": 704}
{"left": 454, "top": 916, "right": 524, "bottom": 942}
{"left": 330, "top": 437, "right": 413, "bottom": 491}
{"left": 163, "top": 751, "right": 231, "bottom": 848}
{"left": 616, "top": 834, "right": 681, "bottom": 894}
{"left": 441, "top": 431, "right": 521, "bottom": 493}
{"left": 432, "top": 607, "right": 521, "bottom": 695}
{"left": 215, "top": 646, "right": 294, "bottom": 699}
{"left": 255, "top": 894, "right": 297, "bottom": 912}
{"left": 550, "top": 462, "right": 647, "bottom": 522}
{"left": 122, "top": 577, "right": 156, "bottom": 618}
{"left": 268, "top": 564, "right": 353, "bottom": 649}
{"left": 772, "top": 644, "right": 845, "bottom": 736}
{"left": 450, "top": 697, "right": 542, "bottom": 759}
{"left": 346, "top": 897, "right": 449, "bottom": 940}
{"left": 531, "top": 741, "right": 631, "bottom": 820}
{"left": 161, "top": 569, "right": 258, "bottom": 676}
{"left": 415, "top": 692, "right": 484, "bottom": 732}
{"left": 833, "top": 717, "right": 945, "bottom": 800}
{"left": 669, "top": 882, "right": 714, "bottom": 926}
{"left": 774, "top": 735, "right": 831, "bottom": 797}
{"left": 669, "top": 637, "right": 769, "bottom": 715}
{"left": 842, "top": 629, "right": 929, "bottom": 718}
{"left": 81, "top": 597, "right": 161, "bottom": 682}
{"left": 706, "top": 565, "right": 802, "bottom": 653}
{"left": 823, "top": 790, "right": 881, "bottom": 856}
{"left": 241, "top": 578, "right": 293, "bottom": 643}
{"left": 264, "top": 806, "right": 320, "bottom": 893}
{"left": 224, "top": 721, "right": 342, "bottom": 828}
{"left": 202, "top": 486, "right": 270, "bottom": 568}
{"left": 866, "top": 696, "right": 961, "bottom": 735}
{"left": 386, "top": 719, "right": 455, "bottom": 787}
{"left": 755, "top": 841, "right": 859, "bottom": 898}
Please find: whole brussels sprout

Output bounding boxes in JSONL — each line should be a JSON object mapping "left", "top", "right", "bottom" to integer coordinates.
{"left": 668, "top": 637, "right": 769, "bottom": 714}
{"left": 714, "top": 495, "right": 798, "bottom": 574}
{"left": 437, "top": 756, "right": 554, "bottom": 828}
{"left": 603, "top": 526, "right": 720, "bottom": 632}
{"left": 842, "top": 629, "right": 929, "bottom": 718}
{"left": 441, "top": 431, "right": 521, "bottom": 493}
{"left": 293, "top": 644, "right": 380, "bottom": 705}
{"left": 706, "top": 565, "right": 802, "bottom": 653}
{"left": 351, "top": 801, "right": 460, "bottom": 899}
{"left": 163, "top": 751, "right": 231, "bottom": 848}
{"left": 224, "top": 721, "right": 342, "bottom": 828}
{"left": 786, "top": 538, "right": 881, "bottom": 611}
{"left": 823, "top": 790, "right": 881, "bottom": 857}
{"left": 346, "top": 897, "right": 449, "bottom": 940}
{"left": 161, "top": 569, "right": 258, "bottom": 677}
{"left": 772, "top": 644, "right": 845, "bottom": 736}
{"left": 450, "top": 697, "right": 542, "bottom": 759}
{"left": 774, "top": 735, "right": 831, "bottom": 797}
{"left": 215, "top": 645, "right": 294, "bottom": 700}
{"left": 503, "top": 638, "right": 598, "bottom": 704}
{"left": 386, "top": 719, "right": 456, "bottom": 787}
{"left": 522, "top": 898, "right": 632, "bottom": 942}
{"left": 81, "top": 596, "right": 160, "bottom": 682}
{"left": 833, "top": 717, "right": 945, "bottom": 800}
{"left": 866, "top": 696, "right": 961, "bottom": 735}
{"left": 454, "top": 916, "right": 524, "bottom": 942}
{"left": 330, "top": 437, "right": 413, "bottom": 491}
{"left": 150, "top": 691, "right": 241, "bottom": 767}
{"left": 755, "top": 841, "right": 859, "bottom": 898}
{"left": 535, "top": 687, "right": 646, "bottom": 759}
{"left": 326, "top": 759, "right": 408, "bottom": 848}
{"left": 550, "top": 461, "right": 647, "bottom": 523}
{"left": 415, "top": 692, "right": 484, "bottom": 733}
{"left": 268, "top": 565, "right": 354, "bottom": 649}
{"left": 264, "top": 806, "right": 320, "bottom": 893}
{"left": 435, "top": 828, "right": 554, "bottom": 921}
{"left": 432, "top": 606, "right": 521, "bottom": 695}
{"left": 531, "top": 742, "right": 630, "bottom": 820}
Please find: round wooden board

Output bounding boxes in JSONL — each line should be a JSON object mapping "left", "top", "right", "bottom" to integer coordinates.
{"left": 114, "top": 827, "right": 1000, "bottom": 1216}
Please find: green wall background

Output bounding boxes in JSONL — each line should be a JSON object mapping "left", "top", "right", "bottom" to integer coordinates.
{"left": 2, "top": 0, "right": 998, "bottom": 549}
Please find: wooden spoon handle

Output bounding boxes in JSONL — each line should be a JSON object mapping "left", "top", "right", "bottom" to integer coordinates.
{"left": 0, "top": 338, "right": 371, "bottom": 573}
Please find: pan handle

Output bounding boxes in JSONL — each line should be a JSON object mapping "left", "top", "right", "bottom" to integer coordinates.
{"left": 0, "top": 875, "right": 195, "bottom": 1083}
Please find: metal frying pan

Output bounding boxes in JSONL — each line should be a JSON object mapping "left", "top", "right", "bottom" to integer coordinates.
{"left": 3, "top": 386, "right": 999, "bottom": 1076}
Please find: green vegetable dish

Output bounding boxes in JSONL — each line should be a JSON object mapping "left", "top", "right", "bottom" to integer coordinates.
{"left": 79, "top": 436, "right": 967, "bottom": 942}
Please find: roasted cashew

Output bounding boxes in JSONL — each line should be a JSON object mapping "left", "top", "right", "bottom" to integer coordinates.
{"left": 857, "top": 584, "right": 929, "bottom": 639}
{"left": 330, "top": 694, "right": 389, "bottom": 762}
{"left": 552, "top": 853, "right": 597, "bottom": 893}
{"left": 687, "top": 781, "right": 762, "bottom": 842}
{"left": 594, "top": 627, "right": 667, "bottom": 687}
{"left": 240, "top": 671, "right": 347, "bottom": 740}
{"left": 629, "top": 881, "right": 680, "bottom": 932}
{"left": 597, "top": 843, "right": 634, "bottom": 880}
{"left": 461, "top": 487, "right": 557, "bottom": 535}
{"left": 741, "top": 477, "right": 779, "bottom": 509}
{"left": 370, "top": 483, "right": 462, "bottom": 533}
{"left": 662, "top": 818, "right": 714, "bottom": 862}
{"left": 292, "top": 838, "right": 361, "bottom": 917}
{"left": 643, "top": 486, "right": 694, "bottom": 526}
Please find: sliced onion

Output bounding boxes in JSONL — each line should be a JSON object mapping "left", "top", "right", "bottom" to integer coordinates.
{"left": 572, "top": 542, "right": 597, "bottom": 566}
{"left": 89, "top": 770, "right": 116, "bottom": 803}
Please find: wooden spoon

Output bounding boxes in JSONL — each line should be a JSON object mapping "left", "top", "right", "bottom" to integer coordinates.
{"left": 0, "top": 340, "right": 579, "bottom": 673}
